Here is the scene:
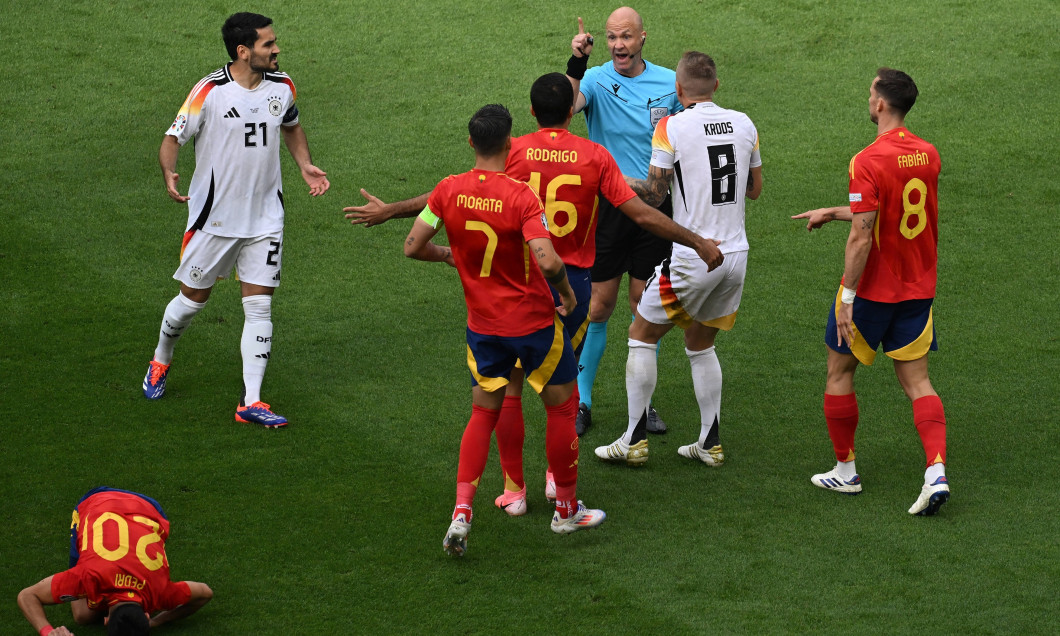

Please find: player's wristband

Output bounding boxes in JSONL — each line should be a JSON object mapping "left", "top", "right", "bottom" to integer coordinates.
{"left": 841, "top": 286, "right": 856, "bottom": 305}
{"left": 566, "top": 54, "right": 589, "bottom": 80}
{"left": 40, "top": 626, "right": 54, "bottom": 636}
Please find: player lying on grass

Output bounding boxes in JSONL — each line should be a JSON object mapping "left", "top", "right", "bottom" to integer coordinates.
{"left": 17, "top": 487, "right": 212, "bottom": 636}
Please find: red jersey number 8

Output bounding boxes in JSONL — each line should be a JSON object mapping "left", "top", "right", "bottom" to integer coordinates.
{"left": 900, "top": 178, "right": 928, "bottom": 240}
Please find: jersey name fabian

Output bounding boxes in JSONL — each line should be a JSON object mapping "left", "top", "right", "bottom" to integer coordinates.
{"left": 848, "top": 127, "right": 941, "bottom": 303}
{"left": 426, "top": 169, "right": 554, "bottom": 337}
{"left": 166, "top": 63, "right": 299, "bottom": 238}
{"left": 51, "top": 490, "right": 190, "bottom": 613}
{"left": 506, "top": 129, "right": 636, "bottom": 269}
{"left": 580, "top": 60, "right": 681, "bottom": 178}
{"left": 650, "top": 101, "right": 761, "bottom": 258}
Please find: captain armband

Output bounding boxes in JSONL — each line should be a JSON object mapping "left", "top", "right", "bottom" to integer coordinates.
{"left": 418, "top": 207, "right": 441, "bottom": 229}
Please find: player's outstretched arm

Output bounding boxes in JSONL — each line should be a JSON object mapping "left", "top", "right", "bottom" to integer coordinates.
{"left": 345, "top": 190, "right": 429, "bottom": 227}
{"left": 617, "top": 195, "right": 724, "bottom": 271}
{"left": 17, "top": 576, "right": 74, "bottom": 635}
{"left": 149, "top": 581, "right": 213, "bottom": 629}
{"left": 280, "top": 123, "right": 330, "bottom": 196}
{"left": 565, "top": 17, "right": 593, "bottom": 114}
{"left": 791, "top": 205, "right": 852, "bottom": 231}
{"left": 528, "top": 237, "right": 575, "bottom": 315}
{"left": 625, "top": 164, "right": 672, "bottom": 208}
{"left": 159, "top": 136, "right": 190, "bottom": 203}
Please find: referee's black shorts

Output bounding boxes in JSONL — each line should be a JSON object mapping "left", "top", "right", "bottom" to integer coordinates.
{"left": 590, "top": 194, "right": 673, "bottom": 283}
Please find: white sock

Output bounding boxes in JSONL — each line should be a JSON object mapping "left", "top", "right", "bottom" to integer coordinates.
{"left": 624, "top": 339, "right": 658, "bottom": 444}
{"left": 687, "top": 346, "right": 722, "bottom": 447}
{"left": 836, "top": 460, "right": 857, "bottom": 480}
{"left": 153, "top": 293, "right": 206, "bottom": 365}
{"left": 925, "top": 463, "right": 946, "bottom": 484}
{"left": 240, "top": 295, "right": 273, "bottom": 405}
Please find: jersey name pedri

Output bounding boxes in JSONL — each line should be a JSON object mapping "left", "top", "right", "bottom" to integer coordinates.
{"left": 51, "top": 490, "right": 191, "bottom": 613}
{"left": 848, "top": 127, "right": 941, "bottom": 303}
{"left": 166, "top": 63, "right": 299, "bottom": 238}
{"left": 650, "top": 101, "right": 761, "bottom": 258}
{"left": 506, "top": 128, "right": 637, "bottom": 269}
{"left": 425, "top": 169, "right": 554, "bottom": 337}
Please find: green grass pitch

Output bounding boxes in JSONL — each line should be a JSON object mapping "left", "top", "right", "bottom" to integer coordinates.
{"left": 1, "top": 0, "right": 1058, "bottom": 633}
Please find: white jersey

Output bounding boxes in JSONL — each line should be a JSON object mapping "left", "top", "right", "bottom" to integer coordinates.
{"left": 650, "top": 101, "right": 761, "bottom": 257}
{"left": 165, "top": 64, "right": 300, "bottom": 238}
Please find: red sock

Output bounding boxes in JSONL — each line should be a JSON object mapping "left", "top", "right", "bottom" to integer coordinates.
{"left": 545, "top": 392, "right": 579, "bottom": 516}
{"left": 455, "top": 404, "right": 501, "bottom": 509}
{"left": 913, "top": 394, "right": 947, "bottom": 467}
{"left": 824, "top": 392, "right": 858, "bottom": 462}
{"left": 554, "top": 499, "right": 577, "bottom": 520}
{"left": 494, "top": 395, "right": 525, "bottom": 491}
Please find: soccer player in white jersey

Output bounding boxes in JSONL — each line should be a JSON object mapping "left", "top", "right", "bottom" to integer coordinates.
{"left": 596, "top": 51, "right": 763, "bottom": 465}
{"left": 143, "top": 12, "right": 329, "bottom": 427}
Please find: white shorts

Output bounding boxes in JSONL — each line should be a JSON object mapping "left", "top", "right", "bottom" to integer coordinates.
{"left": 174, "top": 230, "right": 283, "bottom": 289}
{"left": 638, "top": 250, "right": 747, "bottom": 331}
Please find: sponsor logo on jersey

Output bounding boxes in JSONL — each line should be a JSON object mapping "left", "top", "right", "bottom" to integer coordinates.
{"left": 268, "top": 98, "right": 283, "bottom": 116}
{"left": 223, "top": 107, "right": 241, "bottom": 119}
{"left": 849, "top": 193, "right": 863, "bottom": 202}
{"left": 611, "top": 83, "right": 622, "bottom": 95}
{"left": 650, "top": 107, "right": 667, "bottom": 128}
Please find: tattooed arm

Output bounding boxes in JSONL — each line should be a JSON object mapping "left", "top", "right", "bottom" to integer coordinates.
{"left": 835, "top": 209, "right": 877, "bottom": 347}
{"left": 625, "top": 164, "right": 673, "bottom": 208}
{"left": 791, "top": 205, "right": 854, "bottom": 231}
{"left": 528, "top": 237, "right": 575, "bottom": 316}
{"left": 403, "top": 218, "right": 454, "bottom": 266}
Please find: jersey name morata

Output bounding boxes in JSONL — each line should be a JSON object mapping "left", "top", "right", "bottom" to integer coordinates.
{"left": 166, "top": 63, "right": 300, "bottom": 238}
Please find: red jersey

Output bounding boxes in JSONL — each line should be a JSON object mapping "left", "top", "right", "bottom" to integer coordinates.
{"left": 51, "top": 490, "right": 191, "bottom": 613}
{"left": 506, "top": 129, "right": 637, "bottom": 268}
{"left": 848, "top": 127, "right": 941, "bottom": 302}
{"left": 427, "top": 169, "right": 555, "bottom": 337}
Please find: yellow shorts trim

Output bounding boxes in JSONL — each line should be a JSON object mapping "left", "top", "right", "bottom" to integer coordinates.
{"left": 569, "top": 315, "right": 590, "bottom": 351}
{"left": 466, "top": 345, "right": 510, "bottom": 392}
{"left": 525, "top": 317, "right": 568, "bottom": 393}
{"left": 887, "top": 307, "right": 934, "bottom": 361}
{"left": 702, "top": 311, "right": 738, "bottom": 331}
